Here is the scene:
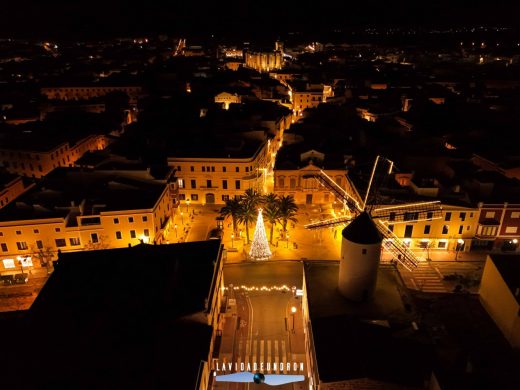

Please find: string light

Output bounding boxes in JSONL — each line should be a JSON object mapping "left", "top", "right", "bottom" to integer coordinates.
{"left": 223, "top": 285, "right": 296, "bottom": 292}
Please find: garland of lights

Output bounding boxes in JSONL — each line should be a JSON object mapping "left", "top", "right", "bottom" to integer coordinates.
{"left": 223, "top": 285, "right": 296, "bottom": 292}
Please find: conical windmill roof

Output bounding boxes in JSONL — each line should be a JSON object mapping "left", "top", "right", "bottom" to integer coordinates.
{"left": 341, "top": 212, "right": 382, "bottom": 245}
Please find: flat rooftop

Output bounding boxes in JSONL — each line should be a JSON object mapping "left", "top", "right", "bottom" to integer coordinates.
{"left": 304, "top": 261, "right": 431, "bottom": 386}
{"left": 0, "top": 168, "right": 166, "bottom": 222}
{"left": 1, "top": 240, "right": 222, "bottom": 389}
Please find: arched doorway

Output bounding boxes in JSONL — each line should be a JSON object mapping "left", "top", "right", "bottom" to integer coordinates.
{"left": 206, "top": 193, "right": 215, "bottom": 204}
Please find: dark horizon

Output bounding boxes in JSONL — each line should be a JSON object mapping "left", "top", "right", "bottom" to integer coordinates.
{"left": 2, "top": 0, "right": 520, "bottom": 40}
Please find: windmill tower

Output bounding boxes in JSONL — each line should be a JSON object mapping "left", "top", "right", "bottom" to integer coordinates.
{"left": 303, "top": 156, "right": 443, "bottom": 300}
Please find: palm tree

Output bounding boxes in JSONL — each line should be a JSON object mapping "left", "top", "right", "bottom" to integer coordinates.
{"left": 278, "top": 195, "right": 298, "bottom": 233}
{"left": 263, "top": 193, "right": 278, "bottom": 207}
{"left": 263, "top": 201, "right": 281, "bottom": 244}
{"left": 220, "top": 198, "right": 242, "bottom": 235}
{"left": 243, "top": 188, "right": 262, "bottom": 209}
{"left": 238, "top": 199, "right": 257, "bottom": 244}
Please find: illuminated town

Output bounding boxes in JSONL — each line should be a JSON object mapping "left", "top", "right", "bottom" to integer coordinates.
{"left": 0, "top": 1, "right": 520, "bottom": 389}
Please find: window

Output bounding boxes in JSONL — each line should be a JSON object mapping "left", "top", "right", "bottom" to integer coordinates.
{"left": 177, "top": 166, "right": 181, "bottom": 171}
{"left": 144, "top": 229, "right": 150, "bottom": 237}
{"left": 223, "top": 166, "right": 226, "bottom": 172}
{"left": 16, "top": 241, "right": 28, "bottom": 250}
{"left": 404, "top": 212, "right": 418, "bottom": 221}
{"left": 438, "top": 241, "right": 447, "bottom": 248}
{"left": 290, "top": 178, "right": 296, "bottom": 189}
{"left": 33, "top": 229, "right": 39, "bottom": 234}
{"left": 191, "top": 180, "right": 196, "bottom": 189}
{"left": 388, "top": 224, "right": 394, "bottom": 232}
{"left": 279, "top": 177, "right": 285, "bottom": 188}
{"left": 481, "top": 226, "right": 498, "bottom": 236}
{"left": 505, "top": 226, "right": 518, "bottom": 234}
{"left": 55, "top": 227, "right": 61, "bottom": 232}
{"left": 143, "top": 216, "right": 148, "bottom": 222}
{"left": 55, "top": 239, "right": 66, "bottom": 248}
{"left": 445, "top": 212, "right": 451, "bottom": 221}
{"left": 202, "top": 167, "right": 205, "bottom": 172}
{"left": 16, "top": 230, "right": 21, "bottom": 235}
{"left": 178, "top": 179, "right": 184, "bottom": 189}
{"left": 404, "top": 225, "right": 413, "bottom": 238}
{"left": 222, "top": 180, "right": 228, "bottom": 190}
{"left": 460, "top": 212, "right": 466, "bottom": 221}
{"left": 389, "top": 212, "right": 396, "bottom": 221}
{"left": 130, "top": 230, "right": 136, "bottom": 239}
{"left": 362, "top": 249, "right": 367, "bottom": 254}
{"left": 128, "top": 217, "right": 134, "bottom": 223}
{"left": 116, "top": 231, "right": 122, "bottom": 240}
{"left": 114, "top": 218, "right": 119, "bottom": 224}
{"left": 91, "top": 233, "right": 99, "bottom": 243}
{"left": 511, "top": 212, "right": 520, "bottom": 219}
{"left": 426, "top": 212, "right": 433, "bottom": 220}
{"left": 191, "top": 194, "right": 199, "bottom": 201}
{"left": 424, "top": 225, "right": 431, "bottom": 234}
{"left": 236, "top": 167, "right": 239, "bottom": 172}
{"left": 211, "top": 167, "right": 215, "bottom": 172}
{"left": 246, "top": 167, "right": 249, "bottom": 172}
{"left": 179, "top": 194, "right": 186, "bottom": 201}
{"left": 235, "top": 180, "right": 241, "bottom": 190}
{"left": 3, "top": 259, "right": 15, "bottom": 269}
{"left": 1, "top": 243, "right": 7, "bottom": 252}
{"left": 36, "top": 240, "right": 43, "bottom": 249}
{"left": 207, "top": 180, "right": 212, "bottom": 188}
{"left": 485, "top": 211, "right": 496, "bottom": 219}
{"left": 69, "top": 237, "right": 81, "bottom": 246}
{"left": 458, "top": 225, "right": 463, "bottom": 234}
{"left": 222, "top": 195, "right": 229, "bottom": 201}
{"left": 190, "top": 166, "right": 194, "bottom": 172}
{"left": 442, "top": 225, "right": 449, "bottom": 234}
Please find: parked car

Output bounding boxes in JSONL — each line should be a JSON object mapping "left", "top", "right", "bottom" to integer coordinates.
{"left": 14, "top": 273, "right": 29, "bottom": 284}
{"left": 1, "top": 275, "right": 14, "bottom": 285}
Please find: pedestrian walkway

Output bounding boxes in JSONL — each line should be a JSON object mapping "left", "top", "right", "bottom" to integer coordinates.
{"left": 399, "top": 261, "right": 448, "bottom": 293}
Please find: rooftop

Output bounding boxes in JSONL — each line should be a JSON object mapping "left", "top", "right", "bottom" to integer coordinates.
{"left": 304, "top": 261, "right": 431, "bottom": 386}
{"left": 0, "top": 168, "right": 166, "bottom": 222}
{"left": 1, "top": 240, "right": 222, "bottom": 389}
{"left": 489, "top": 254, "right": 520, "bottom": 304}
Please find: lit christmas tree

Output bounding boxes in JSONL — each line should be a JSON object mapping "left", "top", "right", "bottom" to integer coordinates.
{"left": 249, "top": 209, "right": 272, "bottom": 261}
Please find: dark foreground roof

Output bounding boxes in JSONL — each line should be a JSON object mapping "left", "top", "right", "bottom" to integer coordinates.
{"left": 0, "top": 240, "right": 222, "bottom": 389}
{"left": 490, "top": 254, "right": 520, "bottom": 304}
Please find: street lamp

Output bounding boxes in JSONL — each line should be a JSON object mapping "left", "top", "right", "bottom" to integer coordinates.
{"left": 180, "top": 211, "right": 184, "bottom": 225}
{"left": 186, "top": 198, "right": 190, "bottom": 213}
{"left": 174, "top": 224, "right": 178, "bottom": 237}
{"left": 286, "top": 233, "right": 290, "bottom": 248}
{"left": 231, "top": 233, "right": 234, "bottom": 248}
{"left": 290, "top": 306, "right": 296, "bottom": 333}
{"left": 455, "top": 239, "right": 464, "bottom": 261}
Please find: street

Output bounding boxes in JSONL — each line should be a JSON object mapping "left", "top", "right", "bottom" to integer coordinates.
{"left": 215, "top": 262, "right": 307, "bottom": 390}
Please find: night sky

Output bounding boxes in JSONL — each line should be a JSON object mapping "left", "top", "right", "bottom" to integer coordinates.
{"left": 2, "top": 0, "right": 520, "bottom": 39}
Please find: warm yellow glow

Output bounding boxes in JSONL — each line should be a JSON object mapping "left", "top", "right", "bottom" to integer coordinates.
{"left": 291, "top": 306, "right": 297, "bottom": 313}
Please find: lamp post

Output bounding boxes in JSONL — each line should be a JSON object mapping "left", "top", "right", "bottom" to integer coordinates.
{"left": 231, "top": 233, "right": 234, "bottom": 248}
{"left": 186, "top": 198, "right": 190, "bottom": 213}
{"left": 455, "top": 239, "right": 464, "bottom": 261}
{"left": 174, "top": 224, "right": 178, "bottom": 237}
{"left": 290, "top": 306, "right": 296, "bottom": 333}
{"left": 180, "top": 211, "right": 184, "bottom": 225}
{"left": 286, "top": 233, "right": 290, "bottom": 248}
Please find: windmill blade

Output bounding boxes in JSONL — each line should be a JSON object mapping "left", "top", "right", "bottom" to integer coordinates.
{"left": 215, "top": 371, "right": 254, "bottom": 383}
{"left": 264, "top": 374, "right": 305, "bottom": 386}
{"left": 302, "top": 170, "right": 362, "bottom": 213}
{"left": 304, "top": 215, "right": 352, "bottom": 230}
{"left": 372, "top": 201, "right": 442, "bottom": 223}
{"left": 376, "top": 221, "right": 419, "bottom": 270}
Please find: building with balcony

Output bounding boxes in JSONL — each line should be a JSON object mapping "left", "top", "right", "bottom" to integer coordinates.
{"left": 0, "top": 167, "right": 176, "bottom": 273}
{"left": 0, "top": 173, "right": 30, "bottom": 209}
{"left": 0, "top": 240, "right": 225, "bottom": 390}
{"left": 0, "top": 134, "right": 108, "bottom": 178}
{"left": 41, "top": 84, "right": 142, "bottom": 104}
{"left": 169, "top": 136, "right": 271, "bottom": 205}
